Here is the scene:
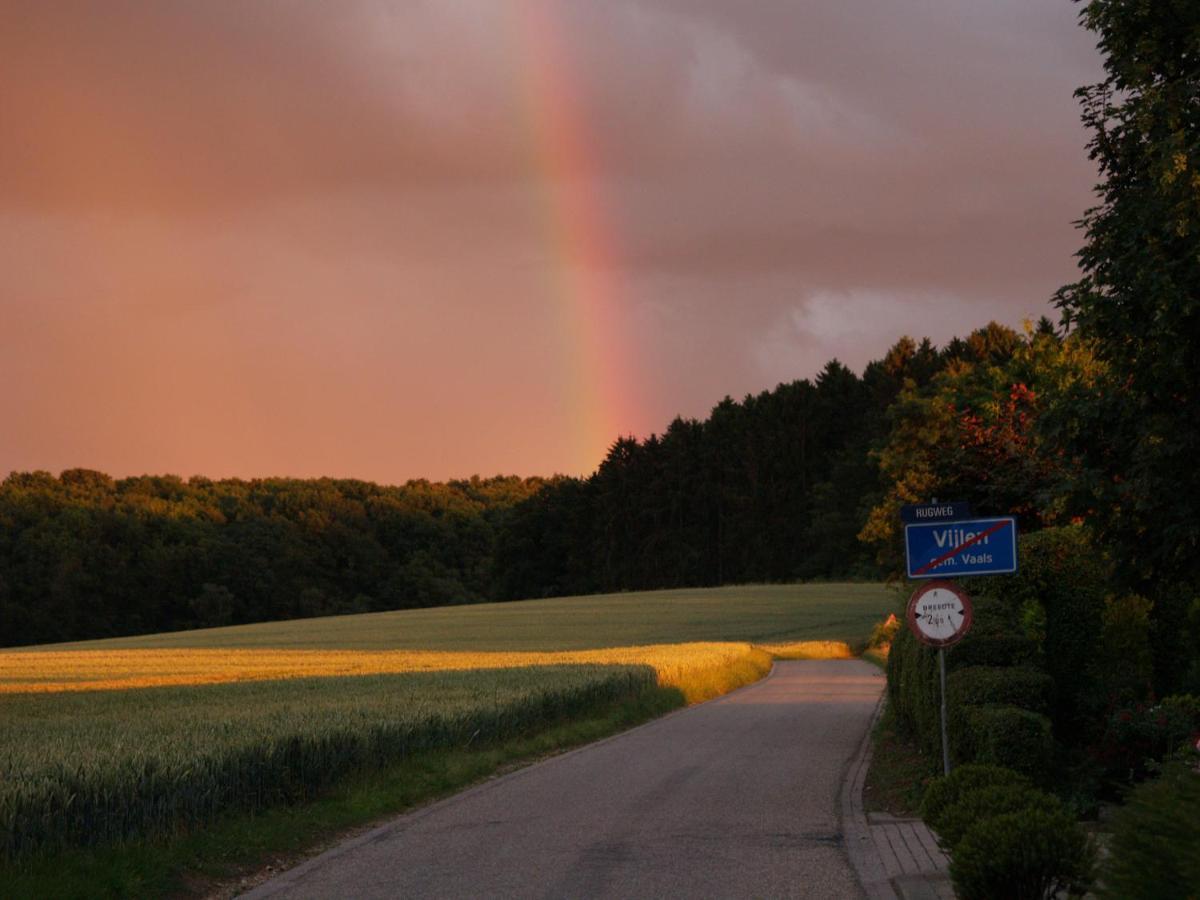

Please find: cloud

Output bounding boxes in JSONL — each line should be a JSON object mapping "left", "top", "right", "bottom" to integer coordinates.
{"left": 0, "top": 0, "right": 1105, "bottom": 479}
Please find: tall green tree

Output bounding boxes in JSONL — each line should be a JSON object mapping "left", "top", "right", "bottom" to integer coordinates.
{"left": 1052, "top": 0, "right": 1200, "bottom": 691}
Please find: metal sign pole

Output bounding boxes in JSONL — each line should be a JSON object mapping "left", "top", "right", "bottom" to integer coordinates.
{"left": 939, "top": 647, "right": 951, "bottom": 776}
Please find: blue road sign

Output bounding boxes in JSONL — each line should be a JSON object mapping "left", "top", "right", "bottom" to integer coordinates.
{"left": 905, "top": 516, "right": 1018, "bottom": 579}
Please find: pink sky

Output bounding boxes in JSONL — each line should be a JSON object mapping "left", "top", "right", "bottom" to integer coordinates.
{"left": 1, "top": 1, "right": 1103, "bottom": 482}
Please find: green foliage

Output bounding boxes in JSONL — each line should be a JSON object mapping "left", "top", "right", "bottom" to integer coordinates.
{"left": 0, "top": 472, "right": 546, "bottom": 647}
{"left": 946, "top": 666, "right": 1052, "bottom": 715}
{"left": 886, "top": 627, "right": 941, "bottom": 757}
{"left": 1050, "top": 0, "right": 1200, "bottom": 697}
{"left": 499, "top": 360, "right": 894, "bottom": 598}
{"left": 888, "top": 592, "right": 1051, "bottom": 767}
{"left": 933, "top": 783, "right": 1067, "bottom": 850}
{"left": 947, "top": 632, "right": 1038, "bottom": 670}
{"left": 950, "top": 808, "right": 1094, "bottom": 900}
{"left": 957, "top": 705, "right": 1055, "bottom": 779}
{"left": 858, "top": 324, "right": 1097, "bottom": 573}
{"left": 1101, "top": 761, "right": 1200, "bottom": 900}
{"left": 918, "top": 763, "right": 1030, "bottom": 827}
{"left": 1098, "top": 593, "right": 1155, "bottom": 705}
{"left": 0, "top": 665, "right": 654, "bottom": 861}
{"left": 972, "top": 527, "right": 1111, "bottom": 738}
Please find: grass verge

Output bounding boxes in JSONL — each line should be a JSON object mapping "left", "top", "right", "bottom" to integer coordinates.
{"left": 0, "top": 686, "right": 688, "bottom": 900}
{"left": 863, "top": 700, "right": 941, "bottom": 817}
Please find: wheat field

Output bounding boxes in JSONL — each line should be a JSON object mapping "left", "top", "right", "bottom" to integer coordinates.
{"left": 1, "top": 583, "right": 890, "bottom": 862}
{"left": 0, "top": 642, "right": 771, "bottom": 700}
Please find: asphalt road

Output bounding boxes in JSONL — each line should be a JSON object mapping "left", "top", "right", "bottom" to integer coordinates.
{"left": 244, "top": 660, "right": 885, "bottom": 900}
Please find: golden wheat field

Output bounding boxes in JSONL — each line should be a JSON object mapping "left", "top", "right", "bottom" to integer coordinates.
{"left": 0, "top": 640, "right": 847, "bottom": 698}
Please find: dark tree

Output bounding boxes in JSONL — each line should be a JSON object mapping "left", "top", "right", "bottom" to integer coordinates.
{"left": 1052, "top": 0, "right": 1200, "bottom": 691}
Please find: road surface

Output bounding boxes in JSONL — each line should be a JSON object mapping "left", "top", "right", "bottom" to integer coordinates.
{"left": 244, "top": 660, "right": 885, "bottom": 899}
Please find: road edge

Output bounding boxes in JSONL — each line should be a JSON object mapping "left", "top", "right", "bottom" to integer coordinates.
{"left": 840, "top": 687, "right": 900, "bottom": 900}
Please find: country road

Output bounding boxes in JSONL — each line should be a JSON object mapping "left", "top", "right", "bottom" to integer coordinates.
{"left": 243, "top": 660, "right": 885, "bottom": 900}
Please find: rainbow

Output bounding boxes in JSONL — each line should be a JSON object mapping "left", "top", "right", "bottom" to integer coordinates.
{"left": 510, "top": 0, "right": 641, "bottom": 474}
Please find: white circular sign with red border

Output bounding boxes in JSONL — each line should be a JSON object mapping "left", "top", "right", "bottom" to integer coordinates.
{"left": 906, "top": 580, "right": 973, "bottom": 648}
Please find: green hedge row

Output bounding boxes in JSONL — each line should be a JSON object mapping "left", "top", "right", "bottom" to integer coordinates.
{"left": 953, "top": 705, "right": 1055, "bottom": 778}
{"left": 886, "top": 527, "right": 1113, "bottom": 774}
{"left": 889, "top": 619, "right": 1055, "bottom": 775}
{"left": 968, "top": 526, "right": 1111, "bottom": 738}
{"left": 946, "top": 665, "right": 1052, "bottom": 713}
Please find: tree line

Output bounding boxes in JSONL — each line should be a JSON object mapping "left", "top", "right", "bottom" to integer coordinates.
{"left": 1, "top": 319, "right": 1096, "bottom": 648}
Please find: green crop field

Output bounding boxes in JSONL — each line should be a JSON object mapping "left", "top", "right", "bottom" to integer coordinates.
{"left": 1, "top": 583, "right": 891, "bottom": 874}
{"left": 1, "top": 665, "right": 656, "bottom": 861}
{"left": 27, "top": 582, "right": 892, "bottom": 652}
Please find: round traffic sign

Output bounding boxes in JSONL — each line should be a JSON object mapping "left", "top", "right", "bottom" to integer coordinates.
{"left": 906, "top": 580, "right": 973, "bottom": 648}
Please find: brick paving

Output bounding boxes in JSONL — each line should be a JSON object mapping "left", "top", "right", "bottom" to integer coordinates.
{"left": 841, "top": 689, "right": 956, "bottom": 900}
{"left": 867, "top": 813, "right": 954, "bottom": 900}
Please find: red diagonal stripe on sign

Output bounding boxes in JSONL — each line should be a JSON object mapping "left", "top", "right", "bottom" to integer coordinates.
{"left": 914, "top": 520, "right": 1010, "bottom": 576}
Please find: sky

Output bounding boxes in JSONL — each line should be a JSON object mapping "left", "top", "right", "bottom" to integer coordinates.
{"left": 1, "top": 1, "right": 1104, "bottom": 483}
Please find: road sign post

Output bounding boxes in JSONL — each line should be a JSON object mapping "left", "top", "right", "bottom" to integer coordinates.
{"left": 905, "top": 579, "right": 975, "bottom": 776}
{"left": 902, "top": 506, "right": 1018, "bottom": 775}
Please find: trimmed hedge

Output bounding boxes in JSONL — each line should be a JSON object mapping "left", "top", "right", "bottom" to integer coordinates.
{"left": 970, "top": 526, "right": 1110, "bottom": 738}
{"left": 919, "top": 763, "right": 1031, "bottom": 828}
{"left": 950, "top": 808, "right": 1094, "bottom": 900}
{"left": 956, "top": 704, "right": 1055, "bottom": 778}
{"left": 933, "top": 783, "right": 1066, "bottom": 849}
{"left": 946, "top": 665, "right": 1052, "bottom": 714}
{"left": 946, "top": 632, "right": 1039, "bottom": 670}
{"left": 887, "top": 626, "right": 942, "bottom": 757}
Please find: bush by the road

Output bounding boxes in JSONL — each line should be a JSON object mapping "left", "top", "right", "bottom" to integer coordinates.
{"left": 932, "top": 782, "right": 1066, "bottom": 849}
{"left": 954, "top": 704, "right": 1055, "bottom": 779}
{"left": 919, "top": 763, "right": 1029, "bottom": 828}
{"left": 1101, "top": 760, "right": 1200, "bottom": 899}
{"left": 950, "top": 808, "right": 1094, "bottom": 900}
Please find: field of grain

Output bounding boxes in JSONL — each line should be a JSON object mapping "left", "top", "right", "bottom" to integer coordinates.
{"left": 1, "top": 583, "right": 891, "bottom": 862}
{"left": 25, "top": 582, "right": 891, "bottom": 652}
{"left": 0, "top": 643, "right": 779, "bottom": 699}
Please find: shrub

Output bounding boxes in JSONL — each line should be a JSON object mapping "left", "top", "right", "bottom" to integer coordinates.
{"left": 919, "top": 763, "right": 1030, "bottom": 829}
{"left": 957, "top": 705, "right": 1055, "bottom": 778}
{"left": 1097, "top": 694, "right": 1200, "bottom": 781}
{"left": 1101, "top": 761, "right": 1200, "bottom": 899}
{"left": 934, "top": 783, "right": 1066, "bottom": 849}
{"left": 950, "top": 808, "right": 1095, "bottom": 900}
{"left": 887, "top": 627, "right": 941, "bottom": 756}
{"left": 946, "top": 665, "right": 1053, "bottom": 714}
{"left": 947, "top": 632, "right": 1039, "bottom": 669}
{"left": 971, "top": 526, "right": 1110, "bottom": 737}
{"left": 1098, "top": 593, "right": 1155, "bottom": 705}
